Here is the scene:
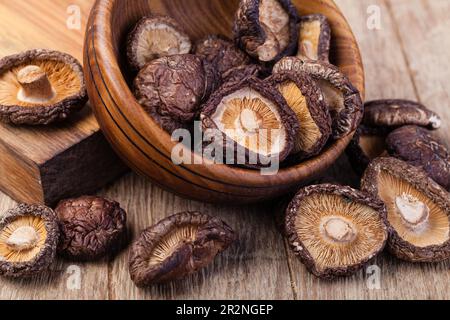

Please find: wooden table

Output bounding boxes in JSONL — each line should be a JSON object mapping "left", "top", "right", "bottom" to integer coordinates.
{"left": 0, "top": 0, "right": 449, "bottom": 300}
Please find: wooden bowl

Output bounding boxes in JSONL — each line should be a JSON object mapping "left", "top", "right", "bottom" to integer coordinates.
{"left": 84, "top": 0, "right": 364, "bottom": 204}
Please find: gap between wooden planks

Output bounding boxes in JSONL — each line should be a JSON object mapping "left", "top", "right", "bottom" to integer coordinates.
{"left": 0, "top": 0, "right": 449, "bottom": 300}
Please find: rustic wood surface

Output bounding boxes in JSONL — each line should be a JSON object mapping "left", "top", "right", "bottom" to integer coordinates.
{"left": 0, "top": 0, "right": 126, "bottom": 206}
{"left": 0, "top": 0, "right": 449, "bottom": 300}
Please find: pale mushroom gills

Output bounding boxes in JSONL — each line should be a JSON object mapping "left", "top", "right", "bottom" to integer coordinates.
{"left": 0, "top": 49, "right": 87, "bottom": 125}
{"left": 210, "top": 88, "right": 287, "bottom": 156}
{"left": 361, "top": 157, "right": 450, "bottom": 262}
{"left": 285, "top": 184, "right": 388, "bottom": 279}
{"left": 0, "top": 204, "right": 59, "bottom": 278}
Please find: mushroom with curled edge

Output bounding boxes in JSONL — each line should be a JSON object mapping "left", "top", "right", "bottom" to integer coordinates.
{"left": 233, "top": 0, "right": 300, "bottom": 64}
{"left": 0, "top": 49, "right": 88, "bottom": 125}
{"left": 363, "top": 99, "right": 441, "bottom": 129}
{"left": 128, "top": 211, "right": 235, "bottom": 287}
{"left": 268, "top": 71, "right": 332, "bottom": 161}
{"left": 127, "top": 15, "right": 192, "bottom": 71}
{"left": 297, "top": 14, "right": 331, "bottom": 62}
{"left": 386, "top": 125, "right": 450, "bottom": 191}
{"left": 0, "top": 204, "right": 59, "bottom": 278}
{"left": 273, "top": 57, "right": 363, "bottom": 139}
{"left": 284, "top": 184, "right": 388, "bottom": 279}
{"left": 361, "top": 157, "right": 450, "bottom": 263}
{"left": 200, "top": 76, "right": 299, "bottom": 169}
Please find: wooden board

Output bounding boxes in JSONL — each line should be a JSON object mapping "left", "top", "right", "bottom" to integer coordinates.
{"left": 0, "top": 0, "right": 127, "bottom": 206}
{"left": 0, "top": 0, "right": 449, "bottom": 300}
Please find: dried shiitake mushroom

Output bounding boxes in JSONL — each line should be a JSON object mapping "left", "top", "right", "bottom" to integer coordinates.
{"left": 386, "top": 126, "right": 450, "bottom": 191}
{"left": 285, "top": 184, "right": 388, "bottom": 279}
{"left": 361, "top": 157, "right": 450, "bottom": 262}
{"left": 346, "top": 125, "right": 390, "bottom": 176}
{"left": 363, "top": 99, "right": 441, "bottom": 129}
{"left": 233, "top": 0, "right": 299, "bottom": 64}
{"left": 127, "top": 16, "right": 192, "bottom": 70}
{"left": 55, "top": 196, "right": 127, "bottom": 261}
{"left": 194, "top": 35, "right": 251, "bottom": 81}
{"left": 134, "top": 54, "right": 217, "bottom": 133}
{"left": 201, "top": 76, "right": 298, "bottom": 167}
{"left": 268, "top": 71, "right": 331, "bottom": 159}
{"left": 0, "top": 49, "right": 87, "bottom": 125}
{"left": 129, "top": 211, "right": 235, "bottom": 287}
{"left": 273, "top": 57, "right": 363, "bottom": 139}
{"left": 297, "top": 14, "right": 331, "bottom": 62}
{"left": 222, "top": 64, "right": 262, "bottom": 85}
{"left": 0, "top": 204, "right": 59, "bottom": 278}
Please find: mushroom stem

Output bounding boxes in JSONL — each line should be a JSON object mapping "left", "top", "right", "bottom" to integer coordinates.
{"left": 6, "top": 226, "right": 39, "bottom": 251}
{"left": 16, "top": 65, "right": 55, "bottom": 103}
{"left": 395, "top": 193, "right": 430, "bottom": 230}
{"left": 322, "top": 217, "right": 356, "bottom": 243}
{"left": 240, "top": 108, "right": 261, "bottom": 133}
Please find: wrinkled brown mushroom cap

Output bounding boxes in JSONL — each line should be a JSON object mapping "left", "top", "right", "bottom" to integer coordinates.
{"left": 297, "top": 14, "right": 331, "bottom": 62}
{"left": 127, "top": 15, "right": 192, "bottom": 71}
{"left": 268, "top": 71, "right": 332, "bottom": 159}
{"left": 194, "top": 35, "right": 251, "bottom": 80}
{"left": 285, "top": 184, "right": 388, "bottom": 279}
{"left": 386, "top": 126, "right": 450, "bottom": 191}
{"left": 55, "top": 196, "right": 127, "bottom": 261}
{"left": 129, "top": 211, "right": 235, "bottom": 287}
{"left": 346, "top": 125, "right": 391, "bottom": 176}
{"left": 363, "top": 99, "right": 441, "bottom": 129}
{"left": 361, "top": 157, "right": 450, "bottom": 262}
{"left": 273, "top": 57, "right": 363, "bottom": 139}
{"left": 0, "top": 49, "right": 87, "bottom": 125}
{"left": 222, "top": 64, "right": 263, "bottom": 86}
{"left": 233, "top": 0, "right": 299, "bottom": 64}
{"left": 201, "top": 76, "right": 298, "bottom": 168}
{"left": 134, "top": 54, "right": 216, "bottom": 133}
{"left": 0, "top": 204, "right": 59, "bottom": 278}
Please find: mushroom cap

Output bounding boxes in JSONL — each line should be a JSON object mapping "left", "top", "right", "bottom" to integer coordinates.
{"left": 0, "top": 49, "right": 87, "bottom": 125}
{"left": 363, "top": 99, "right": 441, "bottom": 129}
{"left": 55, "top": 196, "right": 127, "bottom": 261}
{"left": 126, "top": 15, "right": 192, "bottom": 71}
{"left": 200, "top": 76, "right": 299, "bottom": 168}
{"left": 134, "top": 54, "right": 215, "bottom": 133}
{"left": 128, "top": 211, "right": 235, "bottom": 287}
{"left": 194, "top": 35, "right": 251, "bottom": 80}
{"left": 361, "top": 157, "right": 450, "bottom": 262}
{"left": 268, "top": 71, "right": 332, "bottom": 159}
{"left": 0, "top": 204, "right": 59, "bottom": 278}
{"left": 233, "top": 0, "right": 299, "bottom": 64}
{"left": 222, "top": 64, "right": 263, "bottom": 86}
{"left": 273, "top": 57, "right": 363, "bottom": 139}
{"left": 297, "top": 14, "right": 331, "bottom": 62}
{"left": 285, "top": 184, "right": 388, "bottom": 279}
{"left": 386, "top": 125, "right": 450, "bottom": 191}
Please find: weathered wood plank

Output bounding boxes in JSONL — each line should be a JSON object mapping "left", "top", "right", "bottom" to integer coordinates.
{"left": 105, "top": 173, "right": 294, "bottom": 300}
{"left": 285, "top": 0, "right": 450, "bottom": 300}
{"left": 0, "top": 0, "right": 109, "bottom": 300}
{"left": 1, "top": 0, "right": 449, "bottom": 300}
{"left": 386, "top": 0, "right": 450, "bottom": 143}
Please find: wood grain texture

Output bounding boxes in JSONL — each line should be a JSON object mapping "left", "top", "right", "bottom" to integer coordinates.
{"left": 84, "top": 0, "right": 365, "bottom": 204}
{"left": 0, "top": 0, "right": 449, "bottom": 300}
{"left": 0, "top": 0, "right": 127, "bottom": 206}
{"left": 287, "top": 0, "right": 450, "bottom": 300}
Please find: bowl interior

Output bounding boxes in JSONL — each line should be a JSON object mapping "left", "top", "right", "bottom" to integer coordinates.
{"left": 88, "top": 0, "right": 364, "bottom": 193}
